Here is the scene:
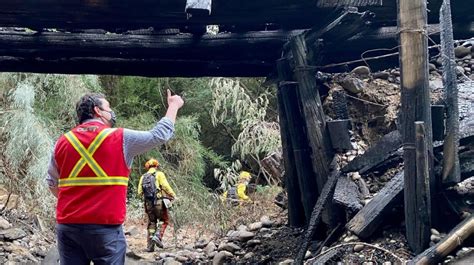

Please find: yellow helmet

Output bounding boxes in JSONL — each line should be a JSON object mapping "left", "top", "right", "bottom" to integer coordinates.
{"left": 145, "top": 158, "right": 159, "bottom": 170}
{"left": 239, "top": 171, "right": 251, "bottom": 180}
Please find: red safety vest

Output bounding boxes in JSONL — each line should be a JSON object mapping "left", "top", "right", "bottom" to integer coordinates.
{"left": 54, "top": 121, "right": 130, "bottom": 224}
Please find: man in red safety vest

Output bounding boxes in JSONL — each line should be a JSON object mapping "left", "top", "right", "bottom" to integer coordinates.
{"left": 47, "top": 89, "right": 183, "bottom": 264}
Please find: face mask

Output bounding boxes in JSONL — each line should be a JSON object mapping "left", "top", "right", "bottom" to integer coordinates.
{"left": 100, "top": 109, "right": 116, "bottom": 127}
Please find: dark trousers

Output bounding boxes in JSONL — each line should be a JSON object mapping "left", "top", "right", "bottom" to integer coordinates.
{"left": 56, "top": 224, "right": 126, "bottom": 265}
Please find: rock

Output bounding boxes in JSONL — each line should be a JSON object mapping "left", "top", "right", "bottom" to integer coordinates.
{"left": 208, "top": 251, "right": 217, "bottom": 258}
{"left": 351, "top": 66, "right": 371, "bottom": 78}
{"left": 456, "top": 66, "right": 465, "bottom": 76}
{"left": 175, "top": 255, "right": 188, "bottom": 262}
{"left": 0, "top": 216, "right": 11, "bottom": 230}
{"left": 353, "top": 244, "right": 365, "bottom": 252}
{"left": 218, "top": 242, "right": 241, "bottom": 253}
{"left": 260, "top": 216, "right": 274, "bottom": 227}
{"left": 430, "top": 234, "right": 441, "bottom": 243}
{"left": 195, "top": 239, "right": 209, "bottom": 249}
{"left": 237, "top": 225, "right": 248, "bottom": 231}
{"left": 351, "top": 172, "right": 361, "bottom": 181}
{"left": 429, "top": 63, "right": 437, "bottom": 72}
{"left": 341, "top": 77, "right": 366, "bottom": 94}
{"left": 226, "top": 230, "right": 235, "bottom": 237}
{"left": 203, "top": 241, "right": 217, "bottom": 255}
{"left": 230, "top": 231, "right": 255, "bottom": 242}
{"left": 343, "top": 235, "right": 359, "bottom": 243}
{"left": 373, "top": 71, "right": 390, "bottom": 80}
{"left": 212, "top": 251, "right": 233, "bottom": 265}
{"left": 383, "top": 262, "right": 392, "bottom": 265}
{"left": 392, "top": 70, "right": 400, "bottom": 76}
{"left": 248, "top": 222, "right": 263, "bottom": 231}
{"left": 429, "top": 78, "right": 444, "bottom": 91}
{"left": 0, "top": 194, "right": 19, "bottom": 211}
{"left": 0, "top": 228, "right": 27, "bottom": 241}
{"left": 304, "top": 250, "right": 312, "bottom": 259}
{"left": 124, "top": 226, "right": 139, "bottom": 236}
{"left": 431, "top": 228, "right": 440, "bottom": 236}
{"left": 243, "top": 252, "right": 254, "bottom": 259}
{"left": 455, "top": 46, "right": 471, "bottom": 59}
{"left": 246, "top": 239, "right": 261, "bottom": 247}
{"left": 279, "top": 259, "right": 294, "bottom": 265}
{"left": 163, "top": 258, "right": 181, "bottom": 265}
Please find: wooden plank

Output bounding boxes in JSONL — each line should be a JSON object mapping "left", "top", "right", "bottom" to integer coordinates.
{"left": 411, "top": 215, "right": 474, "bottom": 265}
{"left": 333, "top": 175, "right": 363, "bottom": 214}
{"left": 398, "top": 0, "right": 434, "bottom": 253}
{"left": 414, "top": 121, "right": 432, "bottom": 251}
{"left": 327, "top": 120, "right": 353, "bottom": 152}
{"left": 317, "top": 0, "right": 382, "bottom": 7}
{"left": 347, "top": 171, "right": 404, "bottom": 238}
{"left": 295, "top": 166, "right": 341, "bottom": 265}
{"left": 440, "top": 0, "right": 461, "bottom": 185}
{"left": 277, "top": 81, "right": 306, "bottom": 227}
{"left": 341, "top": 130, "right": 402, "bottom": 173}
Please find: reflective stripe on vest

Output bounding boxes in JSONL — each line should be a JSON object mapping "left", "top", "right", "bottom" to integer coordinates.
{"left": 59, "top": 128, "right": 128, "bottom": 187}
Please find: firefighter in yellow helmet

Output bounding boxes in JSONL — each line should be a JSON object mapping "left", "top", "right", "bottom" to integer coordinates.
{"left": 222, "top": 171, "right": 252, "bottom": 205}
{"left": 138, "top": 158, "right": 176, "bottom": 252}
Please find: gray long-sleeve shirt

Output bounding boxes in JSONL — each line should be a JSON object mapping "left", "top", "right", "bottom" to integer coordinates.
{"left": 46, "top": 117, "right": 174, "bottom": 187}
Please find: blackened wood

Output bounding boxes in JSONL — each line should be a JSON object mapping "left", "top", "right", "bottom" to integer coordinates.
{"left": 290, "top": 34, "right": 334, "bottom": 193}
{"left": 277, "top": 82, "right": 305, "bottom": 227}
{"left": 431, "top": 105, "right": 445, "bottom": 141}
{"left": 333, "top": 90, "right": 349, "bottom": 120}
{"left": 341, "top": 130, "right": 402, "bottom": 173}
{"left": 411, "top": 215, "right": 474, "bottom": 265}
{"left": 414, "top": 121, "right": 432, "bottom": 251}
{"left": 317, "top": 0, "right": 382, "bottom": 8}
{"left": 347, "top": 171, "right": 404, "bottom": 238}
{"left": 355, "top": 177, "right": 370, "bottom": 198}
{"left": 185, "top": 0, "right": 212, "bottom": 16}
{"left": 440, "top": 0, "right": 461, "bottom": 185}
{"left": 333, "top": 176, "right": 363, "bottom": 213}
{"left": 281, "top": 83, "right": 320, "bottom": 223}
{"left": 460, "top": 150, "right": 474, "bottom": 179}
{"left": 327, "top": 119, "right": 353, "bottom": 152}
{"left": 398, "top": 0, "right": 434, "bottom": 253}
{"left": 295, "top": 166, "right": 341, "bottom": 265}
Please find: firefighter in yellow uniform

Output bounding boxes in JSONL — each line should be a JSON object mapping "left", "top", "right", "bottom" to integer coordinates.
{"left": 138, "top": 158, "right": 176, "bottom": 252}
{"left": 222, "top": 171, "right": 252, "bottom": 205}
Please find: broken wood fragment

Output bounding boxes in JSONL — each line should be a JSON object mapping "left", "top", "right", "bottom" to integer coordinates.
{"left": 347, "top": 171, "right": 404, "bottom": 238}
{"left": 327, "top": 119, "right": 353, "bottom": 152}
{"left": 333, "top": 175, "right": 363, "bottom": 214}
{"left": 342, "top": 130, "right": 402, "bottom": 173}
{"left": 411, "top": 215, "right": 474, "bottom": 265}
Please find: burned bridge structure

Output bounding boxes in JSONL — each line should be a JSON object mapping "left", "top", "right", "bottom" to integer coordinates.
{"left": 1, "top": 0, "right": 473, "bottom": 264}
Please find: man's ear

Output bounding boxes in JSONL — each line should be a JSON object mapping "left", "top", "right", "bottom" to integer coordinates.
{"left": 93, "top": 106, "right": 102, "bottom": 117}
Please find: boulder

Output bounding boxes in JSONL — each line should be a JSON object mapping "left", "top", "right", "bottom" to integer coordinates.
{"left": 340, "top": 77, "right": 366, "bottom": 94}
{"left": 218, "top": 242, "right": 241, "bottom": 253}
{"left": 455, "top": 45, "right": 471, "bottom": 59}
{"left": 212, "top": 251, "right": 233, "bottom": 265}
{"left": 351, "top": 66, "right": 371, "bottom": 78}
{"left": 0, "top": 216, "right": 12, "bottom": 230}
{"left": 248, "top": 222, "right": 263, "bottom": 231}
{"left": 203, "top": 241, "right": 217, "bottom": 255}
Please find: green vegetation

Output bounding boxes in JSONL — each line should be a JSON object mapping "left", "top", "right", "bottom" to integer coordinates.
{"left": 0, "top": 73, "right": 281, "bottom": 233}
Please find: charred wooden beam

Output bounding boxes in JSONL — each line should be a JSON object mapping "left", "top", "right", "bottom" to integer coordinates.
{"left": 0, "top": 56, "right": 273, "bottom": 77}
{"left": 347, "top": 171, "right": 404, "bottom": 238}
{"left": 411, "top": 215, "right": 474, "bottom": 265}
{"left": 327, "top": 120, "right": 353, "bottom": 152}
{"left": 440, "top": 0, "right": 461, "bottom": 185}
{"left": 317, "top": 0, "right": 382, "bottom": 8}
{"left": 295, "top": 164, "right": 341, "bottom": 265}
{"left": 277, "top": 79, "right": 306, "bottom": 227}
{"left": 333, "top": 175, "right": 363, "bottom": 214}
{"left": 342, "top": 130, "right": 402, "bottom": 173}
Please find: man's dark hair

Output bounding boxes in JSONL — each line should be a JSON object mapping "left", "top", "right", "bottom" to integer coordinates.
{"left": 76, "top": 93, "right": 106, "bottom": 124}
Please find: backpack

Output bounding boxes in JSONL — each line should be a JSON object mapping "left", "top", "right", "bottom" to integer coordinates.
{"left": 142, "top": 172, "right": 158, "bottom": 202}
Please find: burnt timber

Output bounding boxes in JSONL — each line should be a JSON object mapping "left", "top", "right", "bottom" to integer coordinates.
{"left": 0, "top": 1, "right": 472, "bottom": 77}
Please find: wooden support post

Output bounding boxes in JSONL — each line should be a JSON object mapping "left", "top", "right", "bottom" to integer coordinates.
{"left": 277, "top": 61, "right": 305, "bottom": 227}
{"left": 291, "top": 34, "right": 338, "bottom": 227}
{"left": 431, "top": 105, "right": 445, "bottom": 141}
{"left": 398, "top": 0, "right": 435, "bottom": 253}
{"left": 414, "top": 121, "right": 432, "bottom": 250}
{"left": 290, "top": 34, "right": 334, "bottom": 194}
{"left": 411, "top": 215, "right": 474, "bottom": 265}
{"left": 440, "top": 0, "right": 461, "bottom": 185}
